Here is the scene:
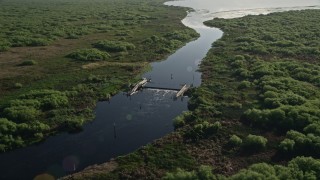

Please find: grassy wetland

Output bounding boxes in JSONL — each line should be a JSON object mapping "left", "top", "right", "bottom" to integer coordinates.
{"left": 0, "top": 0, "right": 199, "bottom": 152}
{"left": 64, "top": 9, "right": 320, "bottom": 179}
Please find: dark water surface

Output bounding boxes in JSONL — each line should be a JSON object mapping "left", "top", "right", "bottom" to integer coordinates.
{"left": 145, "top": 28, "right": 222, "bottom": 89}
{"left": 1, "top": 0, "right": 319, "bottom": 179}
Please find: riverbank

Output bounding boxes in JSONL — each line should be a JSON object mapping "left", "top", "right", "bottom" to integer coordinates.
{"left": 0, "top": 0, "right": 199, "bottom": 152}
{"left": 64, "top": 9, "right": 320, "bottom": 179}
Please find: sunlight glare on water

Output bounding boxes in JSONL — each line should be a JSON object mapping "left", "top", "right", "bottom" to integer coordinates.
{"left": 165, "top": 0, "right": 320, "bottom": 12}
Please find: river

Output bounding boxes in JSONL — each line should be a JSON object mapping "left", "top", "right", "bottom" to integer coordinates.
{"left": 0, "top": 0, "right": 319, "bottom": 179}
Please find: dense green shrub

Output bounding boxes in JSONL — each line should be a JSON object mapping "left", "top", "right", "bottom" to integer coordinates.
{"left": 163, "top": 166, "right": 216, "bottom": 180}
{"left": 173, "top": 111, "right": 194, "bottom": 129}
{"left": 41, "top": 93, "right": 69, "bottom": 109}
{"left": 279, "top": 130, "right": 320, "bottom": 155}
{"left": 229, "top": 135, "right": 243, "bottom": 147}
{"left": 0, "top": 90, "right": 74, "bottom": 150}
{"left": 19, "top": 60, "right": 37, "bottom": 66}
{"left": 186, "top": 121, "right": 222, "bottom": 140}
{"left": 243, "top": 86, "right": 320, "bottom": 130}
{"left": 157, "top": 47, "right": 172, "bottom": 54}
{"left": 143, "top": 30, "right": 199, "bottom": 56}
{"left": 0, "top": 118, "right": 17, "bottom": 134}
{"left": 164, "top": 30, "right": 198, "bottom": 41}
{"left": 14, "top": 83, "right": 23, "bottom": 89}
{"left": 26, "top": 121, "right": 50, "bottom": 133}
{"left": 93, "top": 40, "right": 135, "bottom": 52}
{"left": 0, "top": 135, "right": 24, "bottom": 152}
{"left": 196, "top": 166, "right": 217, "bottom": 180}
{"left": 61, "top": 117, "right": 85, "bottom": 130}
{"left": 168, "top": 40, "right": 183, "bottom": 49}
{"left": 164, "top": 157, "right": 320, "bottom": 180}
{"left": 279, "top": 138, "right": 295, "bottom": 152}
{"left": 210, "top": 122, "right": 222, "bottom": 133}
{"left": 3, "top": 106, "right": 40, "bottom": 122}
{"left": 0, "top": 117, "right": 54, "bottom": 151}
{"left": 67, "top": 48, "right": 110, "bottom": 61}
{"left": 173, "top": 115, "right": 185, "bottom": 129}
{"left": 11, "top": 37, "right": 49, "bottom": 47}
{"left": 19, "top": 89, "right": 69, "bottom": 109}
{"left": 86, "top": 74, "right": 106, "bottom": 83}
{"left": 243, "top": 134, "right": 268, "bottom": 151}
{"left": 304, "top": 122, "right": 320, "bottom": 136}
{"left": 230, "top": 156, "right": 320, "bottom": 180}
{"left": 230, "top": 163, "right": 277, "bottom": 180}
{"left": 1, "top": 89, "right": 69, "bottom": 126}
{"left": 163, "top": 168, "right": 197, "bottom": 180}
{"left": 0, "top": 45, "right": 10, "bottom": 52}
{"left": 237, "top": 81, "right": 251, "bottom": 90}
{"left": 9, "top": 99, "right": 41, "bottom": 109}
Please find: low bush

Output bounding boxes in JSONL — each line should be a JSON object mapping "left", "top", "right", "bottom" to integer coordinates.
{"left": 0, "top": 45, "right": 10, "bottom": 52}
{"left": 279, "top": 138, "right": 295, "bottom": 152}
{"left": 243, "top": 134, "right": 268, "bottom": 151}
{"left": 229, "top": 135, "right": 243, "bottom": 147}
{"left": 67, "top": 48, "right": 110, "bottom": 61}
{"left": 19, "top": 60, "right": 37, "bottom": 66}
{"left": 3, "top": 106, "right": 40, "bottom": 122}
{"left": 173, "top": 115, "right": 185, "bottom": 129}
{"left": 164, "top": 165, "right": 215, "bottom": 180}
{"left": 93, "top": 40, "right": 135, "bottom": 52}
{"left": 238, "top": 80, "right": 251, "bottom": 90}
{"left": 14, "top": 83, "right": 23, "bottom": 89}
{"left": 186, "top": 121, "right": 222, "bottom": 140}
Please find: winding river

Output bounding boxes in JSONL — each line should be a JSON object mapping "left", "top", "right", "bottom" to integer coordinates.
{"left": 0, "top": 0, "right": 319, "bottom": 179}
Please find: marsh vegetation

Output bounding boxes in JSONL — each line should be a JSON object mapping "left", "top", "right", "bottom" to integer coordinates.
{"left": 0, "top": 0, "right": 198, "bottom": 152}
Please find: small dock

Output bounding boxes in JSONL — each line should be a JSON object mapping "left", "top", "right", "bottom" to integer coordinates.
{"left": 176, "top": 84, "right": 189, "bottom": 97}
{"left": 129, "top": 79, "right": 190, "bottom": 97}
{"left": 129, "top": 78, "right": 148, "bottom": 96}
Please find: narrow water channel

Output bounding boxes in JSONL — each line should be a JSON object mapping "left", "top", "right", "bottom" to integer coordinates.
{"left": 0, "top": 0, "right": 319, "bottom": 179}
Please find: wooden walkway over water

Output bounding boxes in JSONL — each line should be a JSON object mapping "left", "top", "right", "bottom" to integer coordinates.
{"left": 128, "top": 78, "right": 190, "bottom": 97}
{"left": 129, "top": 78, "right": 148, "bottom": 96}
{"left": 175, "top": 84, "right": 189, "bottom": 97}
